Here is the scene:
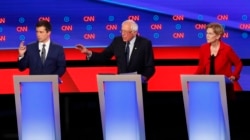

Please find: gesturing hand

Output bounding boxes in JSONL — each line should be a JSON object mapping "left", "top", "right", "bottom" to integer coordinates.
{"left": 18, "top": 41, "right": 26, "bottom": 57}
{"left": 75, "top": 44, "right": 92, "bottom": 55}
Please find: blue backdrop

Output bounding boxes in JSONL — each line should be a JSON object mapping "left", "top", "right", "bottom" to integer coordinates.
{"left": 0, "top": 0, "right": 249, "bottom": 58}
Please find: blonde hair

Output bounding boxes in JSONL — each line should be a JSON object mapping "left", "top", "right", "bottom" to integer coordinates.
{"left": 206, "top": 22, "right": 225, "bottom": 39}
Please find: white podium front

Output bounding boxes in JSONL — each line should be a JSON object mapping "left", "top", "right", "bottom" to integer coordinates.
{"left": 97, "top": 74, "right": 145, "bottom": 140}
{"left": 181, "top": 75, "right": 231, "bottom": 140}
{"left": 13, "top": 75, "right": 61, "bottom": 140}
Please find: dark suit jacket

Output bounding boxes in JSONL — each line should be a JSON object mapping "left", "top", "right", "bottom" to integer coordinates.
{"left": 18, "top": 41, "right": 66, "bottom": 77}
{"left": 195, "top": 41, "right": 243, "bottom": 90}
{"left": 90, "top": 36, "right": 155, "bottom": 81}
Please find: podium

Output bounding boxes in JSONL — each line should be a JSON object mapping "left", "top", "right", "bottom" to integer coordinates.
{"left": 13, "top": 75, "right": 61, "bottom": 140}
{"left": 97, "top": 74, "right": 145, "bottom": 140}
{"left": 180, "top": 75, "right": 231, "bottom": 140}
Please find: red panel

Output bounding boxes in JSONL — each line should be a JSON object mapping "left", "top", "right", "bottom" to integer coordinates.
{"left": 60, "top": 67, "right": 117, "bottom": 93}
{"left": 0, "top": 69, "right": 29, "bottom": 94}
{"left": 0, "top": 47, "right": 199, "bottom": 94}
{"left": 148, "top": 66, "right": 197, "bottom": 91}
{"left": 153, "top": 47, "right": 199, "bottom": 59}
{"left": 0, "top": 50, "right": 19, "bottom": 62}
{"left": 0, "top": 66, "right": 197, "bottom": 94}
{"left": 0, "top": 47, "right": 199, "bottom": 62}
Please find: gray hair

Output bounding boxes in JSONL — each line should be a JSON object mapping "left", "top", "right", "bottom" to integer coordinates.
{"left": 122, "top": 19, "right": 138, "bottom": 31}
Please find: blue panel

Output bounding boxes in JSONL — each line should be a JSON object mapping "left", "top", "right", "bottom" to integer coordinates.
{"left": 21, "top": 82, "right": 56, "bottom": 140}
{"left": 188, "top": 82, "right": 226, "bottom": 140}
{"left": 1, "top": 0, "right": 250, "bottom": 59}
{"left": 104, "top": 81, "right": 140, "bottom": 140}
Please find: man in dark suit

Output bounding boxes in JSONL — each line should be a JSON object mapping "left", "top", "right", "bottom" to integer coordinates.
{"left": 17, "top": 19, "right": 67, "bottom": 138}
{"left": 76, "top": 19, "right": 155, "bottom": 139}
{"left": 18, "top": 20, "right": 66, "bottom": 78}
{"left": 75, "top": 19, "right": 155, "bottom": 91}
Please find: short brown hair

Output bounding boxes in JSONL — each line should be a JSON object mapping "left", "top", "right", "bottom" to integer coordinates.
{"left": 36, "top": 20, "right": 52, "bottom": 32}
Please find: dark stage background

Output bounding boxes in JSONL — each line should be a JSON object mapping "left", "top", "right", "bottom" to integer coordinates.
{"left": 0, "top": 0, "right": 250, "bottom": 92}
{"left": 1, "top": 92, "right": 250, "bottom": 140}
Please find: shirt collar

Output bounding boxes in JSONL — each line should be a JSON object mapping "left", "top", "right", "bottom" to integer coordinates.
{"left": 129, "top": 36, "right": 136, "bottom": 45}
{"left": 39, "top": 39, "right": 51, "bottom": 48}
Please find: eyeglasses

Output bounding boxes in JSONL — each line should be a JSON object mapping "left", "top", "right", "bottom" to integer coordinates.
{"left": 120, "top": 30, "right": 133, "bottom": 34}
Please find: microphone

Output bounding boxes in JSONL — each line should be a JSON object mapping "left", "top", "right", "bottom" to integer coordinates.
{"left": 39, "top": 50, "right": 43, "bottom": 56}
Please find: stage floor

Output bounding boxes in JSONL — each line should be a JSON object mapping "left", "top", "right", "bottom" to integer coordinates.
{"left": 1, "top": 92, "right": 250, "bottom": 140}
